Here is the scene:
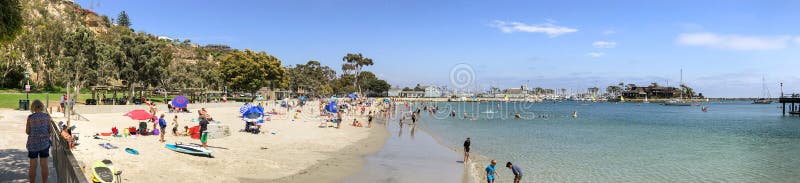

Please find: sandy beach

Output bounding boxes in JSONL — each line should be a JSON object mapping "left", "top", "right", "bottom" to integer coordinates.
{"left": 1, "top": 101, "right": 389, "bottom": 182}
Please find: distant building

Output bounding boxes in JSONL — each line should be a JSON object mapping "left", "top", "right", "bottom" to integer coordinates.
{"left": 622, "top": 86, "right": 682, "bottom": 99}
{"left": 423, "top": 86, "right": 442, "bottom": 98}
{"left": 504, "top": 88, "right": 526, "bottom": 98}
{"left": 388, "top": 87, "right": 402, "bottom": 97}
{"left": 205, "top": 44, "right": 232, "bottom": 51}
{"left": 158, "top": 36, "right": 173, "bottom": 41}
{"left": 400, "top": 91, "right": 425, "bottom": 98}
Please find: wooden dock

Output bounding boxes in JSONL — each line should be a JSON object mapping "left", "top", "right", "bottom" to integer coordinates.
{"left": 779, "top": 94, "right": 800, "bottom": 115}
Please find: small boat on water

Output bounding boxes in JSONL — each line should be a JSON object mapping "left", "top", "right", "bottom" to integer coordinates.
{"left": 753, "top": 77, "right": 773, "bottom": 104}
{"left": 664, "top": 99, "right": 691, "bottom": 106}
{"left": 752, "top": 98, "right": 772, "bottom": 104}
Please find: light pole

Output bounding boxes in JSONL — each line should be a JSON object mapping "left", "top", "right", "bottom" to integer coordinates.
{"left": 24, "top": 71, "right": 30, "bottom": 101}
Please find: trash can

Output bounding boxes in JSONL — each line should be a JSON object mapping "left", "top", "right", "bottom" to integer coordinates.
{"left": 19, "top": 100, "right": 29, "bottom": 111}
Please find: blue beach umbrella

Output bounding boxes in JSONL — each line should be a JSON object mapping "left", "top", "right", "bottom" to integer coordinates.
{"left": 172, "top": 96, "right": 189, "bottom": 109}
{"left": 347, "top": 93, "right": 358, "bottom": 99}
{"left": 239, "top": 103, "right": 254, "bottom": 115}
{"left": 299, "top": 96, "right": 307, "bottom": 101}
{"left": 325, "top": 101, "right": 338, "bottom": 113}
{"left": 243, "top": 106, "right": 264, "bottom": 124}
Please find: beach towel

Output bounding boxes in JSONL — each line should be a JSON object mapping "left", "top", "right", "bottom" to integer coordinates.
{"left": 99, "top": 143, "right": 118, "bottom": 149}
{"left": 189, "top": 126, "right": 201, "bottom": 139}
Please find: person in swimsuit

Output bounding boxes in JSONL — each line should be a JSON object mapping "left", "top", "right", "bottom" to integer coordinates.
{"left": 464, "top": 137, "right": 471, "bottom": 162}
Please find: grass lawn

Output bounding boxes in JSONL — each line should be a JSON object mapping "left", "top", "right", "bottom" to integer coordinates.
{"left": 0, "top": 93, "right": 91, "bottom": 109}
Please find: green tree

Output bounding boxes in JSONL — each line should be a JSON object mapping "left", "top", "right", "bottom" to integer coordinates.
{"left": 114, "top": 31, "right": 169, "bottom": 103}
{"left": 341, "top": 53, "right": 374, "bottom": 93}
{"left": 332, "top": 74, "right": 356, "bottom": 94}
{"left": 0, "top": 0, "right": 23, "bottom": 43}
{"left": 680, "top": 84, "right": 695, "bottom": 98}
{"left": 117, "top": 11, "right": 131, "bottom": 27}
{"left": 365, "top": 79, "right": 391, "bottom": 95}
{"left": 218, "top": 49, "right": 286, "bottom": 94}
{"left": 20, "top": 18, "right": 67, "bottom": 89}
{"left": 0, "top": 40, "right": 24, "bottom": 87}
{"left": 288, "top": 60, "right": 336, "bottom": 96}
{"left": 61, "top": 27, "right": 101, "bottom": 102}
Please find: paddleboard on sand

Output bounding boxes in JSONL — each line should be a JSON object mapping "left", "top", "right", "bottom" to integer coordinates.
{"left": 125, "top": 148, "right": 139, "bottom": 155}
{"left": 91, "top": 160, "right": 116, "bottom": 183}
{"left": 165, "top": 143, "right": 212, "bottom": 156}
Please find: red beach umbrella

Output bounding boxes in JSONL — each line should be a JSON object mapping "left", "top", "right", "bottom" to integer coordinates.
{"left": 124, "top": 109, "right": 154, "bottom": 120}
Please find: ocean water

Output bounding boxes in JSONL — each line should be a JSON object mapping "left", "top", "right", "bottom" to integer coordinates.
{"left": 413, "top": 101, "right": 800, "bottom": 182}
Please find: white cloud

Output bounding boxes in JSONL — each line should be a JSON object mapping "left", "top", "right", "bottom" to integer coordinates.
{"left": 588, "top": 52, "right": 605, "bottom": 58}
{"left": 795, "top": 37, "right": 800, "bottom": 44}
{"left": 676, "top": 32, "right": 792, "bottom": 50}
{"left": 592, "top": 41, "right": 617, "bottom": 48}
{"left": 492, "top": 20, "right": 578, "bottom": 37}
{"left": 603, "top": 30, "right": 616, "bottom": 35}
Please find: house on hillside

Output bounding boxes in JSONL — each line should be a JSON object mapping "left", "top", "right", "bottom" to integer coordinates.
{"left": 622, "top": 86, "right": 682, "bottom": 99}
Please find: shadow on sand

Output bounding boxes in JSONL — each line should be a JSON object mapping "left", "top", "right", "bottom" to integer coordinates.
{"left": 0, "top": 149, "right": 57, "bottom": 183}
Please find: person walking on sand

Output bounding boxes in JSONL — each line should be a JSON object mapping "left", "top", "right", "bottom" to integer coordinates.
{"left": 463, "top": 137, "right": 471, "bottom": 162}
{"left": 367, "top": 111, "right": 374, "bottom": 128}
{"left": 485, "top": 160, "right": 500, "bottom": 183}
{"left": 335, "top": 106, "right": 344, "bottom": 129}
{"left": 26, "top": 100, "right": 51, "bottom": 183}
{"left": 199, "top": 114, "right": 209, "bottom": 149}
{"left": 172, "top": 115, "right": 179, "bottom": 136}
{"left": 158, "top": 114, "right": 167, "bottom": 142}
{"left": 506, "top": 162, "right": 523, "bottom": 183}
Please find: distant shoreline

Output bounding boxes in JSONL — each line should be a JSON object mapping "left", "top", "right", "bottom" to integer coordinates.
{"left": 391, "top": 97, "right": 712, "bottom": 103}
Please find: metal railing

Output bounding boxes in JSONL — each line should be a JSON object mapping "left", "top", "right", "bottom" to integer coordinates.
{"left": 49, "top": 120, "right": 89, "bottom": 183}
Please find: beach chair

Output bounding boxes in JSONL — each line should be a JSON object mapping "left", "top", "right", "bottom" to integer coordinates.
{"left": 138, "top": 122, "right": 148, "bottom": 135}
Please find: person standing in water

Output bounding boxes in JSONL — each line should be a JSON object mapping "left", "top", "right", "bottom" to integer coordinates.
{"left": 506, "top": 162, "right": 523, "bottom": 183}
{"left": 463, "top": 137, "right": 471, "bottom": 162}
{"left": 485, "top": 160, "right": 499, "bottom": 183}
{"left": 411, "top": 113, "right": 417, "bottom": 125}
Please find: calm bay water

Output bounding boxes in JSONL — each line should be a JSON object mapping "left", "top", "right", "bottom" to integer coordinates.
{"left": 414, "top": 101, "right": 800, "bottom": 182}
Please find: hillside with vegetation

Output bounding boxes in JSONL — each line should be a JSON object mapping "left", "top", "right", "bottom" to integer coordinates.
{"left": 0, "top": 0, "right": 390, "bottom": 105}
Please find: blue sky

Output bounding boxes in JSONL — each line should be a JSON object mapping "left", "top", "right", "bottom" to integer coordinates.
{"left": 75, "top": 0, "right": 800, "bottom": 97}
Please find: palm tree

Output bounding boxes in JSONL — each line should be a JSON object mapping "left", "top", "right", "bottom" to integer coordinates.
{"left": 680, "top": 84, "right": 695, "bottom": 99}
{"left": 342, "top": 53, "right": 374, "bottom": 94}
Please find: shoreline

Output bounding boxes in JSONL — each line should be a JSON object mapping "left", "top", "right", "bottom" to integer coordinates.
{"left": 415, "top": 122, "right": 488, "bottom": 183}
{"left": 342, "top": 111, "right": 464, "bottom": 183}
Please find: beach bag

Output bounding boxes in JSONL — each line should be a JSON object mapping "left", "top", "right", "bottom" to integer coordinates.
{"left": 111, "top": 127, "right": 119, "bottom": 135}
{"left": 153, "top": 129, "right": 160, "bottom": 135}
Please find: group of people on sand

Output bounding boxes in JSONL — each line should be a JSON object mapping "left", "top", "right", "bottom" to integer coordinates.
{"left": 463, "top": 137, "right": 524, "bottom": 183}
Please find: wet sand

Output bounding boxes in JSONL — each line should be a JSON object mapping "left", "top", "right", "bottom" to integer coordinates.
{"left": 343, "top": 119, "right": 464, "bottom": 183}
